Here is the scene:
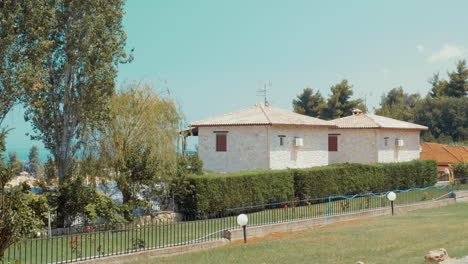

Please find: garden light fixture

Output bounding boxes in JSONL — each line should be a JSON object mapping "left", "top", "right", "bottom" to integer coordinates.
{"left": 237, "top": 214, "right": 248, "bottom": 243}
{"left": 387, "top": 191, "right": 397, "bottom": 215}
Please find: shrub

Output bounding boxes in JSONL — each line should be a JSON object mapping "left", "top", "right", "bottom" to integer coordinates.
{"left": 294, "top": 160, "right": 438, "bottom": 200}
{"left": 179, "top": 170, "right": 294, "bottom": 218}
{"left": 178, "top": 160, "right": 438, "bottom": 217}
{"left": 453, "top": 161, "right": 468, "bottom": 183}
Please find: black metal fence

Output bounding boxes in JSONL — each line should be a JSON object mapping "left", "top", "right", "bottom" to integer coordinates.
{"left": 1, "top": 185, "right": 454, "bottom": 263}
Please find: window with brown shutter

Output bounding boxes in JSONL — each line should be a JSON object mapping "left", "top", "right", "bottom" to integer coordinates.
{"left": 328, "top": 135, "right": 338, "bottom": 151}
{"left": 216, "top": 134, "right": 227, "bottom": 152}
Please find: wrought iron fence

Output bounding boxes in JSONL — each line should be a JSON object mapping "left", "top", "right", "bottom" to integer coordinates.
{"left": 1, "top": 185, "right": 454, "bottom": 264}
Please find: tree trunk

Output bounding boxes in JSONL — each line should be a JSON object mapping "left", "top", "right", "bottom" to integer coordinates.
{"left": 117, "top": 179, "right": 132, "bottom": 204}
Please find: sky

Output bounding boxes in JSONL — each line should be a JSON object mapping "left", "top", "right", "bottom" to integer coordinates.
{"left": 3, "top": 0, "right": 468, "bottom": 161}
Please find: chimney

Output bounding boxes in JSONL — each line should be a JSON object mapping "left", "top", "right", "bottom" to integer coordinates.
{"left": 352, "top": 109, "right": 363, "bottom": 115}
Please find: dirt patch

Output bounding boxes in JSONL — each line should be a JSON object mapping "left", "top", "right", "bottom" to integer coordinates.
{"left": 231, "top": 218, "right": 376, "bottom": 245}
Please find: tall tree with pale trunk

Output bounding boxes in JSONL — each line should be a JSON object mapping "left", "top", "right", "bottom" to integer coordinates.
{"left": 23, "top": 0, "right": 131, "bottom": 183}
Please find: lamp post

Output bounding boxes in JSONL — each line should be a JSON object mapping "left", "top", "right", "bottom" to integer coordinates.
{"left": 237, "top": 214, "right": 248, "bottom": 243}
{"left": 387, "top": 191, "right": 397, "bottom": 215}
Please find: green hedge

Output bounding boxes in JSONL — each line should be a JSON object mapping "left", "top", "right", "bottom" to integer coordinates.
{"left": 294, "top": 160, "right": 438, "bottom": 200}
{"left": 178, "top": 170, "right": 293, "bottom": 218}
{"left": 178, "top": 160, "right": 438, "bottom": 217}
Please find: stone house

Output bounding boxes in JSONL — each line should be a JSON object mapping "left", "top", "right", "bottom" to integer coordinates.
{"left": 189, "top": 103, "right": 334, "bottom": 172}
{"left": 328, "top": 109, "right": 428, "bottom": 164}
{"left": 187, "top": 105, "right": 428, "bottom": 172}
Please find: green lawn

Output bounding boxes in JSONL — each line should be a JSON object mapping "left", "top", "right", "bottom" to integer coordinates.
{"left": 1, "top": 186, "right": 453, "bottom": 263}
{"left": 135, "top": 203, "right": 468, "bottom": 264}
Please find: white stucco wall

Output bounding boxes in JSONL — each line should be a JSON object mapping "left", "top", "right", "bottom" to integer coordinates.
{"left": 377, "top": 129, "right": 421, "bottom": 163}
{"left": 328, "top": 129, "right": 379, "bottom": 164}
{"left": 197, "top": 126, "right": 269, "bottom": 172}
{"left": 328, "top": 129, "right": 422, "bottom": 164}
{"left": 269, "top": 126, "right": 329, "bottom": 169}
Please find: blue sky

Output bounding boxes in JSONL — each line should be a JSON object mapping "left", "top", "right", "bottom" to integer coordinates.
{"left": 3, "top": 0, "right": 468, "bottom": 161}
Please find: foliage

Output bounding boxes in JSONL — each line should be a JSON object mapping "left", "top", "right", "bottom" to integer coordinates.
{"left": 413, "top": 97, "right": 468, "bottom": 143}
{"left": 45, "top": 177, "right": 130, "bottom": 228}
{"left": 0, "top": 0, "right": 54, "bottom": 125}
{"left": 292, "top": 88, "right": 326, "bottom": 117}
{"left": 293, "top": 160, "right": 437, "bottom": 200}
{"left": 178, "top": 160, "right": 438, "bottom": 217}
{"left": 0, "top": 130, "right": 48, "bottom": 259}
{"left": 374, "top": 87, "right": 420, "bottom": 121}
{"left": 178, "top": 170, "right": 295, "bottom": 218}
{"left": 430, "top": 60, "right": 468, "bottom": 98}
{"left": 321, "top": 80, "right": 366, "bottom": 120}
{"left": 83, "top": 83, "right": 182, "bottom": 206}
{"left": 27, "top": 146, "right": 41, "bottom": 177}
{"left": 21, "top": 0, "right": 131, "bottom": 184}
{"left": 452, "top": 162, "right": 468, "bottom": 179}
{"left": 7, "top": 152, "right": 24, "bottom": 175}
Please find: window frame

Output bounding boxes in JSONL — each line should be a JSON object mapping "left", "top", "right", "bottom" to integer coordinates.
{"left": 328, "top": 135, "right": 338, "bottom": 152}
{"left": 215, "top": 133, "right": 227, "bottom": 152}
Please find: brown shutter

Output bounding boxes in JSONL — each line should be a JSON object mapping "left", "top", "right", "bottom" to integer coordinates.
{"left": 216, "top": 134, "right": 227, "bottom": 152}
{"left": 328, "top": 135, "right": 338, "bottom": 151}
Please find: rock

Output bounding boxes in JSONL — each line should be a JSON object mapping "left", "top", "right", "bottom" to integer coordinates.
{"left": 425, "top": 248, "right": 449, "bottom": 262}
{"left": 356, "top": 261, "right": 365, "bottom": 264}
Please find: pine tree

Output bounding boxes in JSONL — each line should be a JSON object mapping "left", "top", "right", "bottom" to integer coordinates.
{"left": 27, "top": 146, "right": 41, "bottom": 177}
{"left": 321, "top": 80, "right": 365, "bottom": 120}
{"left": 292, "top": 88, "right": 326, "bottom": 117}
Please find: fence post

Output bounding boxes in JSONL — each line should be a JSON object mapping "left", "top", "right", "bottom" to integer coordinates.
{"left": 326, "top": 196, "right": 332, "bottom": 224}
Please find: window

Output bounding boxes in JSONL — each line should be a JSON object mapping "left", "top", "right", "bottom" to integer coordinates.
{"left": 216, "top": 134, "right": 227, "bottom": 152}
{"left": 328, "top": 135, "right": 338, "bottom": 151}
{"left": 384, "top": 137, "right": 389, "bottom": 147}
{"left": 278, "top": 135, "right": 286, "bottom": 146}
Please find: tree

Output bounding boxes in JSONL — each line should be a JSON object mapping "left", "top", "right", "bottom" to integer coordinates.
{"left": 27, "top": 146, "right": 41, "bottom": 177}
{"left": 413, "top": 97, "right": 468, "bottom": 143}
{"left": 7, "top": 152, "right": 24, "bottom": 175}
{"left": 375, "top": 87, "right": 420, "bottom": 121}
{"left": 23, "top": 0, "right": 131, "bottom": 184}
{"left": 430, "top": 60, "right": 468, "bottom": 98}
{"left": 321, "top": 80, "right": 365, "bottom": 120}
{"left": 85, "top": 83, "right": 182, "bottom": 206}
{"left": 0, "top": 131, "right": 47, "bottom": 259}
{"left": 292, "top": 88, "right": 326, "bottom": 117}
{"left": 0, "top": 0, "right": 54, "bottom": 125}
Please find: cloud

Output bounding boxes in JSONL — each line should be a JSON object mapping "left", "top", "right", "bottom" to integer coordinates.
{"left": 428, "top": 44, "right": 466, "bottom": 63}
{"left": 416, "top": 44, "right": 425, "bottom": 53}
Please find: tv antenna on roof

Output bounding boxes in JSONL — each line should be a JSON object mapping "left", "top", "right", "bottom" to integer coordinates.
{"left": 257, "top": 81, "right": 271, "bottom": 106}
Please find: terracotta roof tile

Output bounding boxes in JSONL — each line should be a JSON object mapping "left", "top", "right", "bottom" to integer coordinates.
{"left": 420, "top": 145, "right": 468, "bottom": 164}
{"left": 191, "top": 103, "right": 334, "bottom": 127}
{"left": 330, "top": 112, "right": 428, "bottom": 130}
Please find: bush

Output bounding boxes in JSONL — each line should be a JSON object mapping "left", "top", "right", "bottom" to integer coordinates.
{"left": 453, "top": 161, "right": 468, "bottom": 182}
{"left": 294, "top": 160, "right": 438, "bottom": 200}
{"left": 178, "top": 160, "right": 438, "bottom": 218}
{"left": 179, "top": 170, "right": 294, "bottom": 218}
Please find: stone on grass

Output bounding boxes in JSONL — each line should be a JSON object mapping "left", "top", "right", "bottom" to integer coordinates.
{"left": 425, "top": 248, "right": 449, "bottom": 262}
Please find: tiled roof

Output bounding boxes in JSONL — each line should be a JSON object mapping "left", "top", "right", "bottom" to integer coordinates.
{"left": 330, "top": 113, "right": 428, "bottom": 130}
{"left": 421, "top": 142, "right": 445, "bottom": 152}
{"left": 420, "top": 144, "right": 468, "bottom": 164}
{"left": 191, "top": 103, "right": 334, "bottom": 127}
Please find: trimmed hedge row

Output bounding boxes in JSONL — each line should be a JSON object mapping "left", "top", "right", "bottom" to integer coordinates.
{"left": 294, "top": 160, "right": 438, "bottom": 200}
{"left": 178, "top": 160, "right": 438, "bottom": 217}
{"left": 178, "top": 170, "right": 293, "bottom": 218}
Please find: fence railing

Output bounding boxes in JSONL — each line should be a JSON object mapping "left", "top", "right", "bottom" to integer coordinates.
{"left": 1, "top": 185, "right": 454, "bottom": 264}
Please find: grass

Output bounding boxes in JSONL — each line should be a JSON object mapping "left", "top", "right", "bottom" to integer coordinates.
{"left": 1, "top": 186, "right": 453, "bottom": 263}
{"left": 134, "top": 203, "right": 468, "bottom": 264}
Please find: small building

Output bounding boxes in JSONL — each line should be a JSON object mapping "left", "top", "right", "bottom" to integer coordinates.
{"left": 328, "top": 109, "right": 428, "bottom": 164}
{"left": 420, "top": 143, "right": 468, "bottom": 177}
{"left": 189, "top": 103, "right": 334, "bottom": 172}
